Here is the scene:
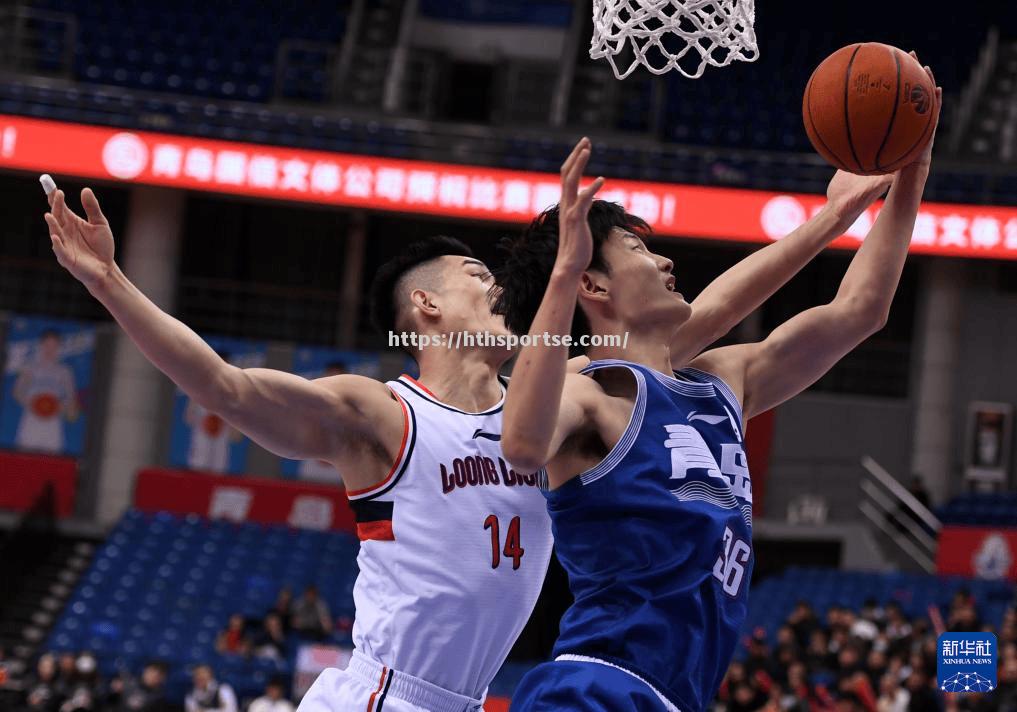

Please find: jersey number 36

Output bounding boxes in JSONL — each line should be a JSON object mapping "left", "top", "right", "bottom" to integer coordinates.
{"left": 713, "top": 526, "right": 750, "bottom": 596}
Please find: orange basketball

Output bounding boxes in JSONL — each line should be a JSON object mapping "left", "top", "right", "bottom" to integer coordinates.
{"left": 803, "top": 43, "right": 937, "bottom": 175}
{"left": 31, "top": 393, "right": 60, "bottom": 418}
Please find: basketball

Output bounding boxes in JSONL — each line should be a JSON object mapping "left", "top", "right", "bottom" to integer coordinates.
{"left": 803, "top": 43, "right": 937, "bottom": 175}
{"left": 31, "top": 393, "right": 60, "bottom": 418}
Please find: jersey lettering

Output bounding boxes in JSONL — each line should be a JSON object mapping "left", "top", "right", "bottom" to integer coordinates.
{"left": 712, "top": 526, "right": 751, "bottom": 596}
{"left": 664, "top": 424, "right": 722, "bottom": 479}
{"left": 664, "top": 424, "right": 752, "bottom": 504}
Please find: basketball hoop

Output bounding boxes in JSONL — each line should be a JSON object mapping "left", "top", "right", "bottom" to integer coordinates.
{"left": 590, "top": 0, "right": 759, "bottom": 80}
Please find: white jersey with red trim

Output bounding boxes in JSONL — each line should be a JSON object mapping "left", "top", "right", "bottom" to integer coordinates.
{"left": 346, "top": 374, "right": 553, "bottom": 701}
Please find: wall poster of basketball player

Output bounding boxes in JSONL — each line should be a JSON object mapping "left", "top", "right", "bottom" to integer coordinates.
{"left": 964, "top": 401, "right": 1013, "bottom": 486}
{"left": 167, "top": 335, "right": 266, "bottom": 474}
{"left": 279, "top": 346, "right": 381, "bottom": 482}
{"left": 0, "top": 316, "right": 94, "bottom": 456}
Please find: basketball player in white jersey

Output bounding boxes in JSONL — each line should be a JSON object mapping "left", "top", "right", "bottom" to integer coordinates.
{"left": 42, "top": 157, "right": 896, "bottom": 711}
{"left": 13, "top": 330, "right": 79, "bottom": 454}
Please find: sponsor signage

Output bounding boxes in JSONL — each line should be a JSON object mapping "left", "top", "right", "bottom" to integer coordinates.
{"left": 133, "top": 467, "right": 356, "bottom": 532}
{"left": 2, "top": 115, "right": 1017, "bottom": 258}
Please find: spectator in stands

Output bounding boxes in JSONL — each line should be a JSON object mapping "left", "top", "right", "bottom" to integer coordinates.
{"left": 246, "top": 678, "right": 293, "bottom": 712}
{"left": 251, "top": 613, "right": 287, "bottom": 661}
{"left": 883, "top": 603, "right": 912, "bottom": 652}
{"left": 948, "top": 602, "right": 982, "bottom": 633}
{"left": 843, "top": 608, "right": 878, "bottom": 641}
{"left": 55, "top": 653, "right": 77, "bottom": 697}
{"left": 268, "top": 588, "right": 293, "bottom": 633}
{"left": 875, "top": 672, "right": 908, "bottom": 712}
{"left": 727, "top": 682, "right": 768, "bottom": 712}
{"left": 995, "top": 652, "right": 1017, "bottom": 712}
{"left": 787, "top": 600, "right": 819, "bottom": 649}
{"left": 215, "top": 614, "right": 249, "bottom": 656}
{"left": 57, "top": 652, "right": 100, "bottom": 712}
{"left": 903, "top": 669, "right": 937, "bottom": 712}
{"left": 24, "top": 653, "right": 62, "bottom": 712}
{"left": 290, "top": 585, "right": 331, "bottom": 640}
{"left": 110, "top": 661, "right": 174, "bottom": 712}
{"left": 184, "top": 665, "right": 237, "bottom": 712}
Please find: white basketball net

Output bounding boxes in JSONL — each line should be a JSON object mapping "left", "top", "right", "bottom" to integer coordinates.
{"left": 590, "top": 0, "right": 759, "bottom": 80}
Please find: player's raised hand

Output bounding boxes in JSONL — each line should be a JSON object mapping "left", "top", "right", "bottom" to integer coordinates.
{"left": 43, "top": 185, "right": 117, "bottom": 291}
{"left": 825, "top": 170, "right": 893, "bottom": 227}
{"left": 555, "top": 137, "right": 605, "bottom": 276}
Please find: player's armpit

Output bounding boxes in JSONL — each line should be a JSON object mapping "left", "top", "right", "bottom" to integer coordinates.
{"left": 736, "top": 301, "right": 883, "bottom": 419}
{"left": 503, "top": 372, "right": 595, "bottom": 474}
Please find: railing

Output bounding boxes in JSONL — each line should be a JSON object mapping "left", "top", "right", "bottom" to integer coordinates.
{"left": 858, "top": 456, "right": 941, "bottom": 573}
{"left": 949, "top": 27, "right": 999, "bottom": 155}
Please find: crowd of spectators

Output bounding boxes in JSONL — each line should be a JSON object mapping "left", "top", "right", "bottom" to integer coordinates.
{"left": 716, "top": 591, "right": 1017, "bottom": 712}
{"left": 213, "top": 586, "right": 341, "bottom": 662}
{"left": 8, "top": 653, "right": 294, "bottom": 712}
{"left": 6, "top": 583, "right": 1015, "bottom": 711}
{"left": 5, "top": 586, "right": 335, "bottom": 712}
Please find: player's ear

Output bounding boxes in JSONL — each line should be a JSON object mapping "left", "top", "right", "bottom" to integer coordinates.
{"left": 410, "top": 288, "right": 441, "bottom": 320}
{"left": 577, "top": 271, "right": 609, "bottom": 304}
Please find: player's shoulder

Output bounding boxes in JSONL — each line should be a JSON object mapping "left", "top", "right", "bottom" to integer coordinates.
{"left": 312, "top": 373, "right": 402, "bottom": 416}
{"left": 684, "top": 345, "right": 754, "bottom": 406}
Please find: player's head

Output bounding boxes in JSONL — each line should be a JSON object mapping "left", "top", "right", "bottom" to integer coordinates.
{"left": 38, "top": 329, "right": 61, "bottom": 362}
{"left": 369, "top": 235, "right": 510, "bottom": 360}
{"left": 493, "top": 200, "right": 690, "bottom": 354}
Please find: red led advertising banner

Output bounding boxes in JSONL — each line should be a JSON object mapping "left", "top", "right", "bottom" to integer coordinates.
{"left": 1, "top": 114, "right": 1016, "bottom": 258}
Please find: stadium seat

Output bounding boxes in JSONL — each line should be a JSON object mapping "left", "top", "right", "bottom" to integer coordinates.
{"left": 44, "top": 510, "right": 360, "bottom": 697}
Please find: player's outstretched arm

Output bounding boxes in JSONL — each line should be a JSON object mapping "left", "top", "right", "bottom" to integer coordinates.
{"left": 694, "top": 66, "right": 941, "bottom": 420}
{"left": 669, "top": 170, "right": 893, "bottom": 368}
{"left": 502, "top": 138, "right": 604, "bottom": 473}
{"left": 42, "top": 185, "right": 399, "bottom": 470}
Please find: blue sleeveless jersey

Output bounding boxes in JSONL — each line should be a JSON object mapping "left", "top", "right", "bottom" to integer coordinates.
{"left": 545, "top": 359, "right": 754, "bottom": 712}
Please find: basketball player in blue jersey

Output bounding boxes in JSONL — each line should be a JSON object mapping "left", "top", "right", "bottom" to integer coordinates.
{"left": 494, "top": 68, "right": 940, "bottom": 712}
{"left": 42, "top": 91, "right": 920, "bottom": 708}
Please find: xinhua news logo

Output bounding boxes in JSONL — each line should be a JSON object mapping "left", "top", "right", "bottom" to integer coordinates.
{"left": 937, "top": 632, "right": 998, "bottom": 694}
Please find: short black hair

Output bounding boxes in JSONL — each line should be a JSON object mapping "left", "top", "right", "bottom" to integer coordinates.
{"left": 491, "top": 201, "right": 650, "bottom": 352}
{"left": 369, "top": 235, "right": 474, "bottom": 337}
{"left": 40, "top": 329, "right": 60, "bottom": 341}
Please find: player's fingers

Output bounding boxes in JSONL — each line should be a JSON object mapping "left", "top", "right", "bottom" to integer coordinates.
{"left": 560, "top": 137, "right": 589, "bottom": 180}
{"left": 577, "top": 177, "right": 606, "bottom": 209}
{"left": 44, "top": 212, "right": 65, "bottom": 241}
{"left": 81, "top": 188, "right": 108, "bottom": 226}
{"left": 52, "top": 189, "right": 69, "bottom": 227}
{"left": 563, "top": 148, "right": 590, "bottom": 199}
{"left": 560, "top": 138, "right": 592, "bottom": 193}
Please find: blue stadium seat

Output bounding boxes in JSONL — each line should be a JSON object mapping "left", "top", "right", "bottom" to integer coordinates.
{"left": 45, "top": 509, "right": 360, "bottom": 684}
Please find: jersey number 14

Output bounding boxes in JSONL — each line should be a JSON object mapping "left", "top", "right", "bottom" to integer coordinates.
{"left": 484, "top": 514, "right": 524, "bottom": 570}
